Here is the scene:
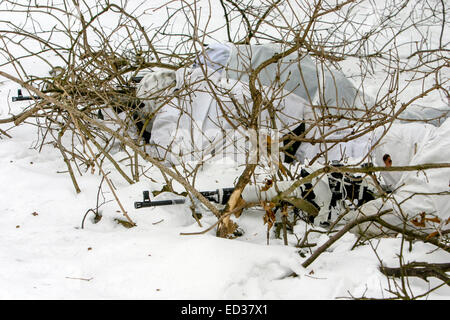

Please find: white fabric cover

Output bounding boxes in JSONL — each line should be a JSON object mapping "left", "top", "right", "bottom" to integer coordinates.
{"left": 135, "top": 69, "right": 177, "bottom": 134}
{"left": 399, "top": 104, "right": 449, "bottom": 126}
{"left": 295, "top": 128, "right": 375, "bottom": 164}
{"left": 224, "top": 43, "right": 377, "bottom": 163}
{"left": 192, "top": 43, "right": 231, "bottom": 72}
{"left": 348, "top": 118, "right": 450, "bottom": 236}
{"left": 224, "top": 44, "right": 370, "bottom": 114}
{"left": 146, "top": 67, "right": 310, "bottom": 164}
{"left": 135, "top": 43, "right": 380, "bottom": 164}
{"left": 136, "top": 43, "right": 448, "bottom": 164}
{"left": 371, "top": 122, "right": 437, "bottom": 190}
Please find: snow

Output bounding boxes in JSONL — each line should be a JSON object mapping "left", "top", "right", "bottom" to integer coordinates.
{"left": 0, "top": 0, "right": 449, "bottom": 300}
{"left": 0, "top": 120, "right": 448, "bottom": 299}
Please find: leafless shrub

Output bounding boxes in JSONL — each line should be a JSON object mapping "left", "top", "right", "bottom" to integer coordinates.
{"left": 0, "top": 0, "right": 449, "bottom": 296}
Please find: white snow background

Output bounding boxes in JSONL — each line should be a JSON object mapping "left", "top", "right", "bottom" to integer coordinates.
{"left": 0, "top": 0, "right": 449, "bottom": 299}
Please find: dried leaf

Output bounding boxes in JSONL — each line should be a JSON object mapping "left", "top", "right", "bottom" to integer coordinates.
{"left": 114, "top": 218, "right": 135, "bottom": 229}
{"left": 261, "top": 200, "right": 275, "bottom": 210}
{"left": 425, "top": 216, "right": 441, "bottom": 224}
{"left": 152, "top": 185, "right": 187, "bottom": 197}
{"left": 152, "top": 184, "right": 172, "bottom": 196}
{"left": 411, "top": 212, "right": 441, "bottom": 227}
{"left": 411, "top": 218, "right": 425, "bottom": 228}
{"left": 262, "top": 201, "right": 276, "bottom": 230}
{"left": 227, "top": 221, "right": 238, "bottom": 235}
{"left": 411, "top": 212, "right": 426, "bottom": 227}
{"left": 426, "top": 231, "right": 439, "bottom": 240}
{"left": 284, "top": 197, "right": 319, "bottom": 217}
{"left": 260, "top": 179, "right": 273, "bottom": 192}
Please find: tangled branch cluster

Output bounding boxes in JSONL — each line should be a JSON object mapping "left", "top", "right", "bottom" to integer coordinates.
{"left": 0, "top": 0, "right": 448, "bottom": 297}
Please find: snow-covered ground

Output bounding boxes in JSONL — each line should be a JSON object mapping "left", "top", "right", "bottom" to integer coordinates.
{"left": 1, "top": 101, "right": 448, "bottom": 299}
{"left": 0, "top": 118, "right": 448, "bottom": 299}
{"left": 0, "top": 0, "right": 448, "bottom": 300}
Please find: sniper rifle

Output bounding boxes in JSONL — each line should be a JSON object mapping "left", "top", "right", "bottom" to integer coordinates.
{"left": 134, "top": 167, "right": 378, "bottom": 224}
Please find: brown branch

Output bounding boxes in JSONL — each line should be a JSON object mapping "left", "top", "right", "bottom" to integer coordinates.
{"left": 380, "top": 262, "right": 450, "bottom": 285}
{"left": 301, "top": 210, "right": 392, "bottom": 269}
{"left": 273, "top": 163, "right": 450, "bottom": 206}
{"left": 76, "top": 120, "right": 135, "bottom": 185}
{"left": 373, "top": 217, "right": 450, "bottom": 253}
{"left": 0, "top": 128, "right": 12, "bottom": 138}
{"left": 181, "top": 201, "right": 259, "bottom": 236}
{"left": 0, "top": 70, "right": 223, "bottom": 221}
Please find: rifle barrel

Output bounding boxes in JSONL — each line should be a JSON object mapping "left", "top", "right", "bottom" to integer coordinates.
{"left": 134, "top": 198, "right": 185, "bottom": 209}
{"left": 12, "top": 95, "right": 41, "bottom": 102}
